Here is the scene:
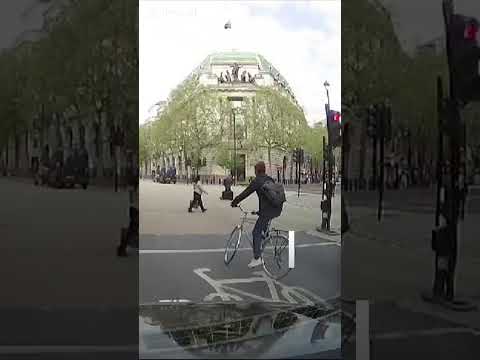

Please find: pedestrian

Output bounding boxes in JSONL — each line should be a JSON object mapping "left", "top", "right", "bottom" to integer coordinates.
{"left": 189, "top": 175, "right": 208, "bottom": 212}
{"left": 231, "top": 161, "right": 285, "bottom": 268}
{"left": 117, "top": 206, "right": 139, "bottom": 257}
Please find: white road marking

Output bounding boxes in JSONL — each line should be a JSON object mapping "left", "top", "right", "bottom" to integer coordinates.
{"left": 372, "top": 327, "right": 480, "bottom": 340}
{"left": 356, "top": 300, "right": 370, "bottom": 360}
{"left": 289, "top": 231, "right": 295, "bottom": 269}
{"left": 192, "top": 268, "right": 329, "bottom": 307}
{"left": 348, "top": 327, "right": 480, "bottom": 344}
{"left": 0, "top": 345, "right": 138, "bottom": 354}
{"left": 140, "top": 242, "right": 338, "bottom": 254}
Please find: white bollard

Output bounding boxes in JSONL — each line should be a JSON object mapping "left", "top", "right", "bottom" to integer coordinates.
{"left": 288, "top": 231, "right": 295, "bottom": 269}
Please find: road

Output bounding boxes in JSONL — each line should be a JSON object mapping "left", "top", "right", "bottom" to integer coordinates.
{"left": 342, "top": 187, "right": 480, "bottom": 359}
{"left": 0, "top": 176, "right": 138, "bottom": 358}
{"left": 139, "top": 179, "right": 341, "bottom": 306}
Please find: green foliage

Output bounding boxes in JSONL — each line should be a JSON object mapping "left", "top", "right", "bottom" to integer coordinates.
{"left": 243, "top": 88, "right": 308, "bottom": 170}
{"left": 342, "top": 0, "right": 406, "bottom": 113}
{"left": 304, "top": 122, "right": 327, "bottom": 168}
{"left": 342, "top": 0, "right": 451, "bottom": 166}
{"left": 147, "top": 80, "right": 229, "bottom": 167}
{"left": 215, "top": 146, "right": 233, "bottom": 171}
{"left": 0, "top": 0, "right": 138, "bottom": 151}
{"left": 145, "top": 81, "right": 308, "bottom": 174}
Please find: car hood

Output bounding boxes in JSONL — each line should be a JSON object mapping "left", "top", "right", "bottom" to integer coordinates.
{"left": 140, "top": 299, "right": 351, "bottom": 359}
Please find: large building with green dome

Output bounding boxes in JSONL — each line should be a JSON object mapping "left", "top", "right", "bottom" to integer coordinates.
{"left": 149, "top": 50, "right": 310, "bottom": 184}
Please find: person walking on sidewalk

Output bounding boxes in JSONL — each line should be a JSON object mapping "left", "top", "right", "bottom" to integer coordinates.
{"left": 189, "top": 176, "right": 208, "bottom": 212}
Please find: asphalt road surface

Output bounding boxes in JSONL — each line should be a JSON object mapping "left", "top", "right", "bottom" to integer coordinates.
{"left": 139, "top": 179, "right": 341, "bottom": 306}
{"left": 0, "top": 177, "right": 137, "bottom": 306}
{"left": 0, "top": 176, "right": 138, "bottom": 357}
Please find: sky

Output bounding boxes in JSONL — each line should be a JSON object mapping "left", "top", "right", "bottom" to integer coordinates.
{"left": 139, "top": 0, "right": 341, "bottom": 126}
{"left": 6, "top": 1, "right": 480, "bottom": 126}
{"left": 382, "top": 0, "right": 480, "bottom": 53}
{"left": 0, "top": 0, "right": 46, "bottom": 50}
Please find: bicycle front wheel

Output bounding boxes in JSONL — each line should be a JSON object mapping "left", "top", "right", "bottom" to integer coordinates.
{"left": 225, "top": 226, "right": 242, "bottom": 265}
{"left": 262, "top": 234, "right": 291, "bottom": 280}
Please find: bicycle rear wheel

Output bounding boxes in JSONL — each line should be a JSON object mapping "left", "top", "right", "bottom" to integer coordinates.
{"left": 262, "top": 234, "right": 291, "bottom": 280}
{"left": 225, "top": 226, "right": 242, "bottom": 265}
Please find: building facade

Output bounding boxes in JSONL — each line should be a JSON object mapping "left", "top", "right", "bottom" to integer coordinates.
{"left": 148, "top": 50, "right": 310, "bottom": 184}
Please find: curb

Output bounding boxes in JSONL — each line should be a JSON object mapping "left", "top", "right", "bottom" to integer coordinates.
{"left": 305, "top": 229, "right": 341, "bottom": 243}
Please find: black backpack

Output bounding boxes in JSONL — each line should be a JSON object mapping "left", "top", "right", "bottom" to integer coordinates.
{"left": 261, "top": 179, "right": 286, "bottom": 208}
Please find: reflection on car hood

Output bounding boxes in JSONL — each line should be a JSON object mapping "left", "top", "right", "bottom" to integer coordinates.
{"left": 140, "top": 299, "right": 351, "bottom": 359}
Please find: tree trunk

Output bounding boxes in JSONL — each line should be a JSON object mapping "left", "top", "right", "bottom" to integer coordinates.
{"left": 267, "top": 147, "right": 272, "bottom": 176}
{"left": 359, "top": 117, "right": 367, "bottom": 186}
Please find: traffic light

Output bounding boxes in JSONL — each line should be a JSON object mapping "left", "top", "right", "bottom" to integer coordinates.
{"left": 292, "top": 149, "right": 298, "bottom": 163}
{"left": 366, "top": 105, "right": 377, "bottom": 138}
{"left": 449, "top": 13, "right": 480, "bottom": 102}
{"left": 327, "top": 110, "right": 341, "bottom": 148}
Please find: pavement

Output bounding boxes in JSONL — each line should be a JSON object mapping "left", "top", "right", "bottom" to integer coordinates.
{"left": 0, "top": 176, "right": 138, "bottom": 306}
{"left": 0, "top": 176, "right": 138, "bottom": 357}
{"left": 139, "top": 179, "right": 341, "bottom": 307}
{"left": 342, "top": 187, "right": 480, "bottom": 359}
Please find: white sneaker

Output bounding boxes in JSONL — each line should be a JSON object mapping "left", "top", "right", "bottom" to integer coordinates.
{"left": 247, "top": 258, "right": 263, "bottom": 268}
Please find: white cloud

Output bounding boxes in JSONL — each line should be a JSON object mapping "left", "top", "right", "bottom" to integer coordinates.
{"left": 139, "top": 0, "right": 340, "bottom": 126}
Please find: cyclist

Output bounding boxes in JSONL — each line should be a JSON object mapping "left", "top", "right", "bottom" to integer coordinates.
{"left": 231, "top": 161, "right": 283, "bottom": 268}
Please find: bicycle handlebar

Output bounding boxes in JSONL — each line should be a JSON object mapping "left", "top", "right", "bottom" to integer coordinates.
{"left": 237, "top": 204, "right": 258, "bottom": 216}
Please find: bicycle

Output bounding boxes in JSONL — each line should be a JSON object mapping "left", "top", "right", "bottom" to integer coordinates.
{"left": 224, "top": 204, "right": 291, "bottom": 280}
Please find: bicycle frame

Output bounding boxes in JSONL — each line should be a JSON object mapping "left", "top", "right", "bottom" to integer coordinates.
{"left": 236, "top": 205, "right": 280, "bottom": 250}
{"left": 227, "top": 205, "right": 291, "bottom": 280}
{"left": 236, "top": 205, "right": 256, "bottom": 247}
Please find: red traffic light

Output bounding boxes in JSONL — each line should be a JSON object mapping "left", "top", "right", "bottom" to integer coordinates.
{"left": 333, "top": 112, "right": 341, "bottom": 122}
{"left": 464, "top": 22, "right": 478, "bottom": 41}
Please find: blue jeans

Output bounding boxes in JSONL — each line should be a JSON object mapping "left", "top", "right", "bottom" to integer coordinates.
{"left": 252, "top": 215, "right": 272, "bottom": 259}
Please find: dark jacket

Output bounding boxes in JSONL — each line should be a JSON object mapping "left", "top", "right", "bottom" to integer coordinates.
{"left": 232, "top": 174, "right": 282, "bottom": 218}
{"left": 223, "top": 176, "right": 232, "bottom": 188}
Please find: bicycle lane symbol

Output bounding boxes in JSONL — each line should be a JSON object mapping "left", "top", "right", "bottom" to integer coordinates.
{"left": 193, "top": 268, "right": 333, "bottom": 308}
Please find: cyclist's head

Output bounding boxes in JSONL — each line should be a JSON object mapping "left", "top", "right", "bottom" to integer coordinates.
{"left": 255, "top": 161, "right": 266, "bottom": 176}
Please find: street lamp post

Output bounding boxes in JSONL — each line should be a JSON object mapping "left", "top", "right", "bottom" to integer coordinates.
{"left": 228, "top": 97, "right": 243, "bottom": 184}
{"left": 319, "top": 81, "right": 334, "bottom": 233}
{"left": 232, "top": 108, "right": 237, "bottom": 186}
{"left": 324, "top": 81, "right": 330, "bottom": 110}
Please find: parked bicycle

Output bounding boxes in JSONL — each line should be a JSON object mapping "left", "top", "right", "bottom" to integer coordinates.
{"left": 225, "top": 204, "right": 291, "bottom": 280}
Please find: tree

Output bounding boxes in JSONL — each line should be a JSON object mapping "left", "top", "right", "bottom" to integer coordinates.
{"left": 304, "top": 122, "right": 327, "bottom": 171}
{"left": 342, "top": 0, "right": 408, "bottom": 180}
{"left": 215, "top": 145, "right": 234, "bottom": 174}
{"left": 243, "top": 88, "right": 307, "bottom": 175}
{"left": 152, "top": 80, "right": 229, "bottom": 176}
{"left": 0, "top": 0, "right": 138, "bottom": 171}
{"left": 139, "top": 125, "right": 154, "bottom": 173}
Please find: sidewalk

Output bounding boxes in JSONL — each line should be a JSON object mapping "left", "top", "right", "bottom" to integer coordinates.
{"left": 343, "top": 201, "right": 480, "bottom": 332}
{"left": 1, "top": 173, "right": 134, "bottom": 191}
